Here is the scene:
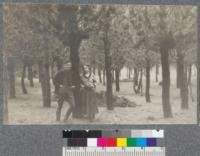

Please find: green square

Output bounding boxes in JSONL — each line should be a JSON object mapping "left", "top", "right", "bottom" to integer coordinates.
{"left": 127, "top": 138, "right": 136, "bottom": 147}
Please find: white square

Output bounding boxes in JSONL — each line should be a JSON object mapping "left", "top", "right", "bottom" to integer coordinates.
{"left": 152, "top": 130, "right": 164, "bottom": 138}
{"left": 87, "top": 138, "right": 97, "bottom": 147}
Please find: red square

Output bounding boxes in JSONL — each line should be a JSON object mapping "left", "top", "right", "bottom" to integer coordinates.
{"left": 107, "top": 138, "right": 117, "bottom": 147}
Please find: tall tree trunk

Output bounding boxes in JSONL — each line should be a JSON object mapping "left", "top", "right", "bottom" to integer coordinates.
{"left": 145, "top": 59, "right": 151, "bottom": 102}
{"left": 103, "top": 69, "right": 106, "bottom": 86}
{"left": 51, "top": 63, "right": 54, "bottom": 79}
{"left": 128, "top": 68, "right": 131, "bottom": 80}
{"left": 135, "top": 69, "right": 142, "bottom": 94}
{"left": 21, "top": 63, "right": 28, "bottom": 94}
{"left": 176, "top": 60, "right": 181, "bottom": 88}
{"left": 160, "top": 48, "right": 172, "bottom": 118}
{"left": 155, "top": 64, "right": 159, "bottom": 82}
{"left": 39, "top": 60, "right": 51, "bottom": 107}
{"left": 133, "top": 67, "right": 139, "bottom": 93}
{"left": 137, "top": 69, "right": 143, "bottom": 96}
{"left": 43, "top": 60, "right": 51, "bottom": 107}
{"left": 28, "top": 65, "right": 34, "bottom": 87}
{"left": 7, "top": 56, "right": 16, "bottom": 98}
{"left": 92, "top": 67, "right": 96, "bottom": 75}
{"left": 188, "top": 64, "right": 194, "bottom": 102}
{"left": 115, "top": 69, "right": 120, "bottom": 92}
{"left": 112, "top": 70, "right": 115, "bottom": 83}
{"left": 39, "top": 61, "right": 46, "bottom": 107}
{"left": 38, "top": 62, "right": 42, "bottom": 83}
{"left": 98, "top": 67, "right": 102, "bottom": 83}
{"left": 187, "top": 64, "right": 192, "bottom": 85}
{"left": 178, "top": 53, "right": 189, "bottom": 109}
{"left": 3, "top": 55, "right": 8, "bottom": 123}
{"left": 70, "top": 39, "right": 82, "bottom": 118}
{"left": 103, "top": 34, "right": 113, "bottom": 110}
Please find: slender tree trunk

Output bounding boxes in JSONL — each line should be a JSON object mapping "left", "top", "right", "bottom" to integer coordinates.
{"left": 98, "top": 67, "right": 102, "bottom": 83}
{"left": 145, "top": 59, "right": 151, "bottom": 102}
{"left": 128, "top": 68, "right": 131, "bottom": 80}
{"left": 39, "top": 61, "right": 46, "bottom": 106}
{"left": 3, "top": 55, "right": 8, "bottom": 123}
{"left": 38, "top": 63, "right": 41, "bottom": 83}
{"left": 178, "top": 53, "right": 189, "bottom": 109}
{"left": 133, "top": 67, "right": 139, "bottom": 93}
{"left": 28, "top": 65, "right": 34, "bottom": 87}
{"left": 39, "top": 60, "right": 51, "bottom": 107}
{"left": 160, "top": 47, "right": 172, "bottom": 118}
{"left": 103, "top": 69, "right": 106, "bottom": 86}
{"left": 103, "top": 34, "right": 113, "bottom": 110}
{"left": 188, "top": 64, "right": 194, "bottom": 102}
{"left": 70, "top": 39, "right": 82, "bottom": 118}
{"left": 187, "top": 64, "right": 192, "bottom": 85}
{"left": 21, "top": 63, "right": 28, "bottom": 94}
{"left": 176, "top": 60, "right": 181, "bottom": 88}
{"left": 115, "top": 69, "right": 120, "bottom": 92}
{"left": 111, "top": 70, "right": 115, "bottom": 83}
{"left": 155, "top": 64, "right": 159, "bottom": 82}
{"left": 51, "top": 63, "right": 54, "bottom": 79}
{"left": 92, "top": 67, "right": 96, "bottom": 75}
{"left": 43, "top": 60, "right": 51, "bottom": 107}
{"left": 7, "top": 56, "right": 16, "bottom": 98}
{"left": 138, "top": 69, "right": 143, "bottom": 96}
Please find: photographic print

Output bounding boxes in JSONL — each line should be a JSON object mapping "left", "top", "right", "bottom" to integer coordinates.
{"left": 2, "top": 4, "right": 198, "bottom": 124}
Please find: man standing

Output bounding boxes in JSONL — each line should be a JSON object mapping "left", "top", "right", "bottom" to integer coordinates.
{"left": 54, "top": 62, "right": 75, "bottom": 122}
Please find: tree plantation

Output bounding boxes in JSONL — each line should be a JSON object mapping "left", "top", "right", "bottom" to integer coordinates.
{"left": 3, "top": 4, "right": 197, "bottom": 124}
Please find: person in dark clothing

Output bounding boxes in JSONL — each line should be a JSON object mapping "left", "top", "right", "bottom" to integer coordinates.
{"left": 81, "top": 65, "right": 99, "bottom": 122}
{"left": 55, "top": 63, "right": 75, "bottom": 122}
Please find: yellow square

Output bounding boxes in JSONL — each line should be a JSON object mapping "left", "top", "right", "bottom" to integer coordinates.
{"left": 117, "top": 138, "right": 127, "bottom": 147}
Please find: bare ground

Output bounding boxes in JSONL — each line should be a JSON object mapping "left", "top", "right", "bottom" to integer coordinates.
{"left": 7, "top": 68, "right": 197, "bottom": 125}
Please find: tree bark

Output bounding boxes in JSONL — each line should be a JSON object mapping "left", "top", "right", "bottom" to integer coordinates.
{"left": 3, "top": 55, "right": 8, "bottom": 123}
{"left": 176, "top": 60, "right": 181, "bottom": 88}
{"left": 133, "top": 68, "right": 139, "bottom": 93}
{"left": 155, "top": 64, "right": 159, "bottom": 82}
{"left": 137, "top": 69, "right": 143, "bottom": 96}
{"left": 69, "top": 38, "right": 82, "bottom": 118}
{"left": 28, "top": 65, "right": 34, "bottom": 87}
{"left": 21, "top": 63, "right": 28, "bottom": 94}
{"left": 103, "top": 69, "right": 106, "bottom": 86}
{"left": 98, "top": 67, "right": 102, "bottom": 83}
{"left": 7, "top": 56, "right": 16, "bottom": 98}
{"left": 39, "top": 61, "right": 46, "bottom": 106}
{"left": 112, "top": 70, "right": 115, "bottom": 83}
{"left": 145, "top": 59, "right": 151, "bottom": 102}
{"left": 178, "top": 53, "right": 189, "bottom": 109}
{"left": 39, "top": 60, "right": 51, "bottom": 107}
{"left": 103, "top": 33, "right": 113, "bottom": 110}
{"left": 188, "top": 64, "right": 194, "bottom": 102}
{"left": 115, "top": 69, "right": 120, "bottom": 92}
{"left": 92, "top": 67, "right": 96, "bottom": 75}
{"left": 43, "top": 60, "right": 51, "bottom": 107}
{"left": 187, "top": 64, "right": 192, "bottom": 85}
{"left": 128, "top": 68, "right": 131, "bottom": 80}
{"left": 160, "top": 47, "right": 172, "bottom": 118}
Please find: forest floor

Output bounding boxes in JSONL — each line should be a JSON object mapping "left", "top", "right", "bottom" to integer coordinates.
{"left": 7, "top": 69, "right": 197, "bottom": 125}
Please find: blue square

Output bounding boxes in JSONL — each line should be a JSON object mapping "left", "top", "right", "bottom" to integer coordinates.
{"left": 136, "top": 138, "right": 147, "bottom": 147}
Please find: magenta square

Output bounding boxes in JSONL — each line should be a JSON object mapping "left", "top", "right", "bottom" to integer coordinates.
{"left": 97, "top": 138, "right": 107, "bottom": 147}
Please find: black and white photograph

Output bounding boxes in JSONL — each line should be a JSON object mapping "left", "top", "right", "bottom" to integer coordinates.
{"left": 2, "top": 4, "right": 198, "bottom": 124}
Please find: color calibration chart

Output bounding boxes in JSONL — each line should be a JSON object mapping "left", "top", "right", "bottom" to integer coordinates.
{"left": 62, "top": 129, "right": 165, "bottom": 156}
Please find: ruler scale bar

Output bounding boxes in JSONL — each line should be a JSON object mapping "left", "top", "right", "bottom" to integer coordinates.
{"left": 63, "top": 147, "right": 165, "bottom": 156}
